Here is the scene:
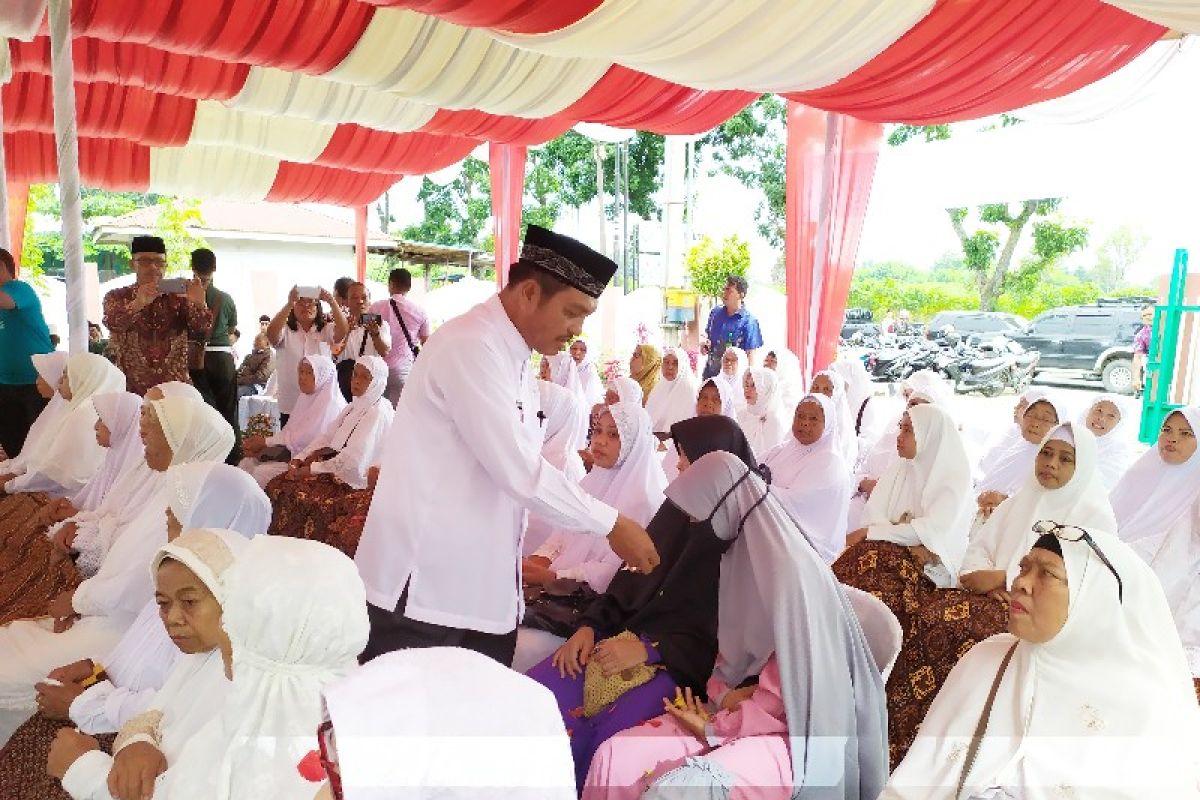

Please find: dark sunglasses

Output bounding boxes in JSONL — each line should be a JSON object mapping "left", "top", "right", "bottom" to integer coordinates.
{"left": 316, "top": 720, "right": 343, "bottom": 800}
{"left": 1032, "top": 520, "right": 1123, "bottom": 603}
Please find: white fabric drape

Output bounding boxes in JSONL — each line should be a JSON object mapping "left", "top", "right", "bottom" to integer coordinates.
{"left": 326, "top": 8, "right": 610, "bottom": 116}
{"left": 1101, "top": 0, "right": 1200, "bottom": 33}
{"left": 494, "top": 0, "right": 935, "bottom": 93}
{"left": 0, "top": 1, "right": 45, "bottom": 40}
{"left": 189, "top": 101, "right": 337, "bottom": 163}
{"left": 148, "top": 143, "right": 280, "bottom": 201}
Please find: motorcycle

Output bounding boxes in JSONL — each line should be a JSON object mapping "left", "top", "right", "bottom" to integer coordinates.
{"left": 945, "top": 335, "right": 1039, "bottom": 396}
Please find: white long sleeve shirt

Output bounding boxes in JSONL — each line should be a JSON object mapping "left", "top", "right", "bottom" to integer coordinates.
{"left": 355, "top": 296, "right": 618, "bottom": 634}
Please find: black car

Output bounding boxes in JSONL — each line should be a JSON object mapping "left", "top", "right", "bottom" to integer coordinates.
{"left": 926, "top": 311, "right": 1029, "bottom": 339}
{"left": 1010, "top": 299, "right": 1150, "bottom": 393}
{"left": 841, "top": 307, "right": 879, "bottom": 340}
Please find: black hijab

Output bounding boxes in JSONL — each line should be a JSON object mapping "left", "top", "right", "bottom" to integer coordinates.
{"left": 577, "top": 415, "right": 757, "bottom": 692}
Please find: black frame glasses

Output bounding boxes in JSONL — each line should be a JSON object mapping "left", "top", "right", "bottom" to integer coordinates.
{"left": 1032, "top": 520, "right": 1123, "bottom": 604}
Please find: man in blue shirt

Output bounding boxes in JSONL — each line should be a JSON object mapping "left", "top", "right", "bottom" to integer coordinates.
{"left": 701, "top": 274, "right": 763, "bottom": 378}
{"left": 0, "top": 247, "right": 54, "bottom": 458}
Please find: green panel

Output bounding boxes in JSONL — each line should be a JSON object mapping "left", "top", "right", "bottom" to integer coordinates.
{"left": 1139, "top": 249, "right": 1190, "bottom": 444}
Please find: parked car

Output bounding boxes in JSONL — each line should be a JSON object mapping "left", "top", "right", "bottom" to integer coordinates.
{"left": 926, "top": 311, "right": 1029, "bottom": 340}
{"left": 1010, "top": 299, "right": 1149, "bottom": 393}
{"left": 841, "top": 307, "right": 879, "bottom": 340}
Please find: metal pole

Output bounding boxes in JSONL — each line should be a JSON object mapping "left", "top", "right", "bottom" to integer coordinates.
{"left": 1140, "top": 248, "right": 1189, "bottom": 443}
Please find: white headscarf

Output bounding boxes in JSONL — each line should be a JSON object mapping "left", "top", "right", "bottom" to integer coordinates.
{"left": 765, "top": 344, "right": 803, "bottom": 413}
{"left": 961, "top": 423, "right": 1118, "bottom": 584}
{"left": 1079, "top": 394, "right": 1135, "bottom": 490}
{"left": 715, "top": 346, "right": 748, "bottom": 410}
{"left": 579, "top": 402, "right": 667, "bottom": 527}
{"left": 70, "top": 391, "right": 145, "bottom": 512}
{"left": 812, "top": 368, "right": 858, "bottom": 468}
{"left": 606, "top": 375, "right": 643, "bottom": 406}
{"left": 323, "top": 355, "right": 390, "bottom": 451}
{"left": 884, "top": 531, "right": 1200, "bottom": 798}
{"left": 155, "top": 381, "right": 203, "bottom": 402}
{"left": 974, "top": 395, "right": 1067, "bottom": 495}
{"left": 150, "top": 396, "right": 237, "bottom": 466}
{"left": 762, "top": 393, "right": 853, "bottom": 563}
{"left": 321, "top": 647, "right": 576, "bottom": 800}
{"left": 974, "top": 388, "right": 1050, "bottom": 481}
{"left": 736, "top": 366, "right": 789, "bottom": 457}
{"left": 667, "top": 451, "right": 888, "bottom": 800}
{"left": 862, "top": 404, "right": 974, "bottom": 582}
{"left": 152, "top": 526, "right": 257, "bottom": 608}
{"left": 544, "top": 352, "right": 588, "bottom": 408}
{"left": 570, "top": 340, "right": 605, "bottom": 407}
{"left": 160, "top": 537, "right": 370, "bottom": 800}
{"left": 167, "top": 463, "right": 273, "bottom": 539}
{"left": 273, "top": 354, "right": 346, "bottom": 455}
{"left": 645, "top": 347, "right": 700, "bottom": 434}
{"left": 537, "top": 380, "right": 587, "bottom": 482}
{"left": 698, "top": 377, "right": 737, "bottom": 419}
{"left": 901, "top": 369, "right": 955, "bottom": 408}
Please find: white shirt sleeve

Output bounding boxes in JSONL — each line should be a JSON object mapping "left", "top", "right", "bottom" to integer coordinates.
{"left": 867, "top": 521, "right": 921, "bottom": 547}
{"left": 554, "top": 554, "right": 623, "bottom": 592}
{"left": 71, "top": 532, "right": 157, "bottom": 619}
{"left": 70, "top": 681, "right": 159, "bottom": 735}
{"left": 60, "top": 749, "right": 116, "bottom": 800}
{"left": 5, "top": 469, "right": 67, "bottom": 495}
{"left": 437, "top": 345, "right": 617, "bottom": 537}
{"left": 310, "top": 403, "right": 391, "bottom": 489}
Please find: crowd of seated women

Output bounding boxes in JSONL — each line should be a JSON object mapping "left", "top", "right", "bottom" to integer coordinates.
{"left": 0, "top": 338, "right": 1195, "bottom": 800}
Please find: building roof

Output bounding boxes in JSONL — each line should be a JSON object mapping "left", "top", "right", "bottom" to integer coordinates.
{"left": 368, "top": 240, "right": 494, "bottom": 268}
{"left": 92, "top": 200, "right": 395, "bottom": 247}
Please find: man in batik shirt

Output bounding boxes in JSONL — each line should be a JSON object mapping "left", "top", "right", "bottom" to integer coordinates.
{"left": 103, "top": 236, "right": 212, "bottom": 395}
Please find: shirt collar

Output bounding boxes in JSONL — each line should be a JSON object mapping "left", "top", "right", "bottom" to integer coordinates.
{"left": 722, "top": 305, "right": 746, "bottom": 319}
{"left": 484, "top": 295, "right": 533, "bottom": 365}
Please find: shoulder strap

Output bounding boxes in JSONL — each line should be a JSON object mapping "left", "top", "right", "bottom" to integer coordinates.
{"left": 855, "top": 397, "right": 869, "bottom": 436}
{"left": 358, "top": 326, "right": 369, "bottom": 357}
{"left": 956, "top": 641, "right": 1020, "bottom": 799}
{"left": 389, "top": 297, "right": 419, "bottom": 356}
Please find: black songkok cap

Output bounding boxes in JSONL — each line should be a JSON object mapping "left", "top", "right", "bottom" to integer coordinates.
{"left": 518, "top": 225, "right": 617, "bottom": 299}
{"left": 130, "top": 236, "right": 166, "bottom": 255}
{"left": 1032, "top": 532, "right": 1064, "bottom": 558}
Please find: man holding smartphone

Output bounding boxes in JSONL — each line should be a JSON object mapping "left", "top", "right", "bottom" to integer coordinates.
{"left": 336, "top": 281, "right": 390, "bottom": 401}
{"left": 102, "top": 236, "right": 212, "bottom": 395}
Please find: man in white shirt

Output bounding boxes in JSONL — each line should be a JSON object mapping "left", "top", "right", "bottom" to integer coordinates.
{"left": 356, "top": 226, "right": 660, "bottom": 666}
{"left": 338, "top": 281, "right": 391, "bottom": 401}
{"left": 369, "top": 268, "right": 429, "bottom": 406}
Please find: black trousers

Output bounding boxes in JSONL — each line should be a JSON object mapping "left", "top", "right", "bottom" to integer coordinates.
{"left": 360, "top": 587, "right": 518, "bottom": 667}
{"left": 190, "top": 351, "right": 240, "bottom": 463}
{"left": 0, "top": 383, "right": 48, "bottom": 460}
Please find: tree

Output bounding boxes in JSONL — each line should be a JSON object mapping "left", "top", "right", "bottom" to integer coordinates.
{"left": 400, "top": 157, "right": 493, "bottom": 247}
{"left": 1091, "top": 225, "right": 1149, "bottom": 292}
{"left": 26, "top": 186, "right": 160, "bottom": 275}
{"left": 154, "top": 197, "right": 209, "bottom": 275}
{"left": 685, "top": 234, "right": 750, "bottom": 298}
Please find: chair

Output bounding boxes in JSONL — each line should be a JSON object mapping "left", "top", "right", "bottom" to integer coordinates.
{"left": 842, "top": 584, "right": 903, "bottom": 681}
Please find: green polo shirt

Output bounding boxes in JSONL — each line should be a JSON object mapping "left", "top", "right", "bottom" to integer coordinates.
{"left": 202, "top": 283, "right": 238, "bottom": 346}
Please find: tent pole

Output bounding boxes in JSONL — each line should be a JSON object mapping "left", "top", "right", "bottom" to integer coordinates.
{"left": 48, "top": 0, "right": 88, "bottom": 353}
{"left": 355, "top": 205, "right": 368, "bottom": 283}
{"left": 0, "top": 92, "right": 9, "bottom": 251}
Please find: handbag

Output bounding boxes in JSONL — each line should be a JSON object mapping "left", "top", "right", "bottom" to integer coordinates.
{"left": 336, "top": 329, "right": 370, "bottom": 402}
{"left": 390, "top": 297, "right": 420, "bottom": 359}
{"left": 187, "top": 290, "right": 223, "bottom": 371}
{"left": 582, "top": 631, "right": 660, "bottom": 718}
{"left": 522, "top": 579, "right": 598, "bottom": 639}
{"left": 257, "top": 445, "right": 291, "bottom": 463}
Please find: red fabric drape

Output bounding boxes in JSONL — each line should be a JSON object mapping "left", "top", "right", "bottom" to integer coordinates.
{"left": 70, "top": 0, "right": 375, "bottom": 74}
{"left": 354, "top": 204, "right": 368, "bottom": 282}
{"left": 784, "top": 103, "right": 882, "bottom": 379}
{"left": 364, "top": 0, "right": 603, "bottom": 34}
{"left": 785, "top": 0, "right": 1165, "bottom": 124}
{"left": 2, "top": 131, "right": 151, "bottom": 190}
{"left": 4, "top": 72, "right": 196, "bottom": 147}
{"left": 420, "top": 109, "right": 572, "bottom": 146}
{"left": 489, "top": 142, "right": 527, "bottom": 287}
{"left": 265, "top": 161, "right": 401, "bottom": 206}
{"left": 6, "top": 183, "right": 30, "bottom": 273}
{"left": 10, "top": 37, "right": 251, "bottom": 100}
{"left": 316, "top": 126, "right": 478, "bottom": 174}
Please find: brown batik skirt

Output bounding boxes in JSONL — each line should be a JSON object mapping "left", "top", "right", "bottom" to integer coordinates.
{"left": 884, "top": 588, "right": 1009, "bottom": 769}
{"left": 833, "top": 540, "right": 940, "bottom": 637}
{"left": 0, "top": 714, "right": 115, "bottom": 800}
{"left": 265, "top": 474, "right": 373, "bottom": 558}
{"left": 0, "top": 494, "right": 81, "bottom": 626}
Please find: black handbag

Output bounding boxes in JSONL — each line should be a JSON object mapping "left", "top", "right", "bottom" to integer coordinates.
{"left": 521, "top": 578, "right": 598, "bottom": 638}
{"left": 336, "top": 328, "right": 370, "bottom": 402}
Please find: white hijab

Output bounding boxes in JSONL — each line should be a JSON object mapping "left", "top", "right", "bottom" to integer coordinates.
{"left": 537, "top": 380, "right": 587, "bottom": 483}
{"left": 70, "top": 391, "right": 145, "bottom": 512}
{"left": 0, "top": 351, "right": 68, "bottom": 473}
{"left": 974, "top": 388, "right": 1050, "bottom": 483}
{"left": 698, "top": 377, "right": 737, "bottom": 419}
{"left": 765, "top": 344, "right": 803, "bottom": 413}
{"left": 168, "top": 463, "right": 273, "bottom": 539}
{"left": 862, "top": 404, "right": 974, "bottom": 581}
{"left": 735, "top": 366, "right": 789, "bottom": 457}
{"left": 571, "top": 341, "right": 606, "bottom": 407}
{"left": 273, "top": 354, "right": 346, "bottom": 455}
{"left": 645, "top": 347, "right": 700, "bottom": 434}
{"left": 321, "top": 647, "right": 576, "bottom": 799}
{"left": 165, "top": 537, "right": 369, "bottom": 800}
{"left": 156, "top": 381, "right": 203, "bottom": 402}
{"left": 545, "top": 352, "right": 588, "bottom": 408}
{"left": 667, "top": 451, "right": 888, "bottom": 800}
{"left": 579, "top": 402, "right": 667, "bottom": 527}
{"left": 606, "top": 375, "right": 643, "bottom": 406}
{"left": 321, "top": 355, "right": 390, "bottom": 452}
{"left": 715, "top": 346, "right": 748, "bottom": 410}
{"left": 812, "top": 368, "right": 858, "bottom": 468}
{"left": 961, "top": 423, "right": 1118, "bottom": 584}
{"left": 1079, "top": 394, "right": 1135, "bottom": 490}
{"left": 762, "top": 393, "right": 852, "bottom": 563}
{"left": 152, "top": 396, "right": 237, "bottom": 466}
{"left": 974, "top": 395, "right": 1066, "bottom": 495}
{"left": 884, "top": 531, "right": 1200, "bottom": 798}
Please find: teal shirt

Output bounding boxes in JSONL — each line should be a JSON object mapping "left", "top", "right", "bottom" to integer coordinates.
{"left": 0, "top": 279, "right": 53, "bottom": 385}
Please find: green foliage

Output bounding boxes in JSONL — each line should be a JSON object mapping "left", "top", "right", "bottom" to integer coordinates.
{"left": 685, "top": 234, "right": 750, "bottom": 298}
{"left": 154, "top": 197, "right": 209, "bottom": 275}
{"left": 886, "top": 124, "right": 951, "bottom": 147}
{"left": 401, "top": 157, "right": 492, "bottom": 248}
{"left": 1091, "top": 225, "right": 1149, "bottom": 291}
{"left": 26, "top": 186, "right": 161, "bottom": 275}
{"left": 699, "top": 95, "right": 787, "bottom": 246}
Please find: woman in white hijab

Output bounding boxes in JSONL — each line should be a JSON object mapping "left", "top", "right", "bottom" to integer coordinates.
{"left": 604, "top": 376, "right": 643, "bottom": 407}
{"left": 736, "top": 367, "right": 788, "bottom": 457}
{"left": 0, "top": 397, "right": 234, "bottom": 745}
{"left": 809, "top": 369, "right": 857, "bottom": 469}
{"left": 645, "top": 347, "right": 699, "bottom": 435}
{"left": 313, "top": 647, "right": 576, "bottom": 800}
{"left": 3, "top": 354, "right": 125, "bottom": 497}
{"left": 761, "top": 393, "right": 852, "bottom": 564}
{"left": 885, "top": 422, "right": 1117, "bottom": 768}
{"left": 831, "top": 357, "right": 888, "bottom": 459}
{"left": 1111, "top": 406, "right": 1200, "bottom": 680}
{"left": 0, "top": 353, "right": 69, "bottom": 478}
{"left": 585, "top": 450, "right": 887, "bottom": 800}
{"left": 658, "top": 377, "right": 740, "bottom": 483}
{"left": 715, "top": 347, "right": 748, "bottom": 411}
{"left": 1081, "top": 393, "right": 1135, "bottom": 489}
{"left": 973, "top": 394, "right": 1064, "bottom": 519}
{"left": 241, "top": 354, "right": 345, "bottom": 488}
{"left": 542, "top": 352, "right": 588, "bottom": 409}
{"left": 49, "top": 526, "right": 255, "bottom": 800}
{"left": 515, "top": 403, "right": 668, "bottom": 671}
{"left": 569, "top": 338, "right": 606, "bottom": 407}
{"left": 153, "top": 537, "right": 369, "bottom": 800}
{"left": 538, "top": 380, "right": 588, "bottom": 485}
{"left": 834, "top": 404, "right": 974, "bottom": 635}
{"left": 883, "top": 529, "right": 1200, "bottom": 798}
{"left": 762, "top": 345, "right": 802, "bottom": 414}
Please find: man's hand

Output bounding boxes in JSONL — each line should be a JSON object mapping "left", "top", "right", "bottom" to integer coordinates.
{"left": 607, "top": 514, "right": 659, "bottom": 575}
{"left": 318, "top": 287, "right": 334, "bottom": 305}
{"left": 551, "top": 626, "right": 595, "bottom": 678}
{"left": 35, "top": 680, "right": 86, "bottom": 720}
{"left": 521, "top": 558, "right": 556, "bottom": 588}
{"left": 46, "top": 728, "right": 99, "bottom": 780}
{"left": 718, "top": 685, "right": 756, "bottom": 713}
{"left": 51, "top": 522, "right": 80, "bottom": 557}
{"left": 108, "top": 741, "right": 168, "bottom": 800}
{"left": 184, "top": 278, "right": 207, "bottom": 305}
{"left": 48, "top": 659, "right": 95, "bottom": 685}
{"left": 242, "top": 435, "right": 266, "bottom": 457}
{"left": 976, "top": 491, "right": 1007, "bottom": 517}
{"left": 130, "top": 282, "right": 159, "bottom": 311}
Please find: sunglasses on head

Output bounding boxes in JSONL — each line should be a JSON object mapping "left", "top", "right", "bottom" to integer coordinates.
{"left": 1032, "top": 520, "right": 1123, "bottom": 603}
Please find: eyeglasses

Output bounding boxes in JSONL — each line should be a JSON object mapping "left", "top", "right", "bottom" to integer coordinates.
{"left": 132, "top": 257, "right": 166, "bottom": 268}
{"left": 316, "top": 720, "right": 343, "bottom": 800}
{"left": 1032, "top": 520, "right": 1123, "bottom": 603}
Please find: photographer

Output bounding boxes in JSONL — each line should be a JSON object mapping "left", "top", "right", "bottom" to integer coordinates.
{"left": 336, "top": 282, "right": 390, "bottom": 402}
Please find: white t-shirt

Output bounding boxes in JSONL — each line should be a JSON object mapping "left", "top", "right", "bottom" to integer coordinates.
{"left": 337, "top": 322, "right": 391, "bottom": 363}
{"left": 271, "top": 324, "right": 339, "bottom": 413}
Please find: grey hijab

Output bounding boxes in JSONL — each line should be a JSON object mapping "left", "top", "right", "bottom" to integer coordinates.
{"left": 665, "top": 451, "right": 887, "bottom": 800}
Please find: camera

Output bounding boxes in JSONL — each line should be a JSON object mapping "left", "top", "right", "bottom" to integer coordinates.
{"left": 359, "top": 313, "right": 382, "bottom": 325}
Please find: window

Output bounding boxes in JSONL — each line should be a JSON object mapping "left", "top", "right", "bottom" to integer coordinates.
{"left": 1032, "top": 313, "right": 1070, "bottom": 335}
{"left": 1071, "top": 315, "right": 1115, "bottom": 337}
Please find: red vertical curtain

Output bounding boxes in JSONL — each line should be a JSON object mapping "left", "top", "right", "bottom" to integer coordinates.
{"left": 784, "top": 102, "right": 883, "bottom": 380}
{"left": 7, "top": 184, "right": 29, "bottom": 273}
{"left": 489, "top": 142, "right": 527, "bottom": 287}
{"left": 354, "top": 204, "right": 368, "bottom": 283}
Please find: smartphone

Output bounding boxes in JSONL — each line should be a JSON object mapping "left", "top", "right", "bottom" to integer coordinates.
{"left": 359, "top": 312, "right": 382, "bottom": 325}
{"left": 158, "top": 278, "right": 188, "bottom": 294}
{"left": 296, "top": 285, "right": 320, "bottom": 300}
